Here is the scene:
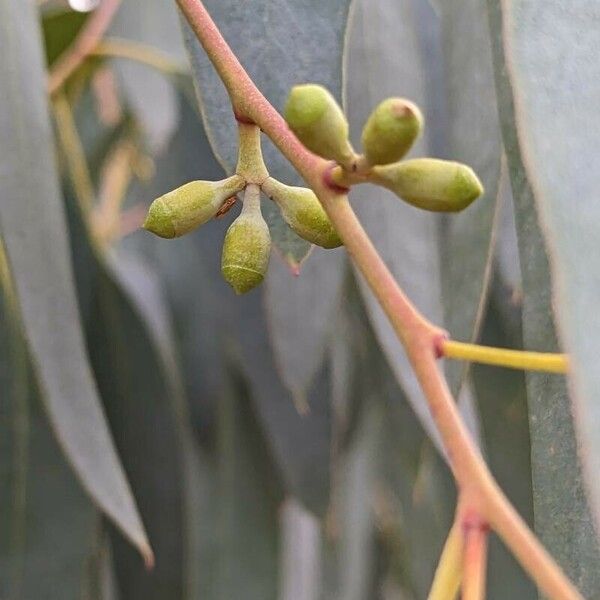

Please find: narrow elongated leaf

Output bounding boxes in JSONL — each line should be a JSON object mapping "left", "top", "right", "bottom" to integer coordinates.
{"left": 110, "top": 0, "right": 187, "bottom": 152}
{"left": 345, "top": 0, "right": 444, "bottom": 449}
{"left": 329, "top": 280, "right": 455, "bottom": 599}
{"left": 471, "top": 279, "right": 535, "bottom": 600}
{"left": 265, "top": 247, "right": 346, "bottom": 399}
{"left": 279, "top": 499, "right": 321, "bottom": 600}
{"left": 213, "top": 371, "right": 283, "bottom": 600}
{"left": 127, "top": 95, "right": 334, "bottom": 515}
{"left": 0, "top": 247, "right": 98, "bottom": 600}
{"left": 496, "top": 0, "right": 600, "bottom": 542}
{"left": 0, "top": 0, "right": 149, "bottom": 561}
{"left": 345, "top": 0, "right": 479, "bottom": 450}
{"left": 437, "top": 0, "right": 503, "bottom": 394}
{"left": 181, "top": 0, "right": 353, "bottom": 264}
{"left": 487, "top": 2, "right": 600, "bottom": 592}
{"left": 64, "top": 187, "right": 186, "bottom": 598}
{"left": 88, "top": 259, "right": 185, "bottom": 600}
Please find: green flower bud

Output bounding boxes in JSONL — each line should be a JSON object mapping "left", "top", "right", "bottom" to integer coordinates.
{"left": 262, "top": 178, "right": 342, "bottom": 249}
{"left": 221, "top": 185, "right": 271, "bottom": 294}
{"left": 361, "top": 98, "right": 423, "bottom": 165}
{"left": 143, "top": 175, "right": 245, "bottom": 238}
{"left": 371, "top": 158, "right": 484, "bottom": 212}
{"left": 284, "top": 84, "right": 355, "bottom": 166}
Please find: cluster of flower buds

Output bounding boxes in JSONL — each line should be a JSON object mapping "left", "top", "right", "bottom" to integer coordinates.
{"left": 143, "top": 83, "right": 483, "bottom": 295}
{"left": 284, "top": 84, "right": 483, "bottom": 212}
{"left": 143, "top": 137, "right": 343, "bottom": 294}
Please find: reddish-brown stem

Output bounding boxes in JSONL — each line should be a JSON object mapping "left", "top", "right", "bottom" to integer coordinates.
{"left": 461, "top": 503, "right": 489, "bottom": 600}
{"left": 176, "top": 2, "right": 582, "bottom": 598}
{"left": 48, "top": 0, "right": 122, "bottom": 95}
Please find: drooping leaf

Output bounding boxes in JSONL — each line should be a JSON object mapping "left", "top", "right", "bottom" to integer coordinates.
{"left": 494, "top": 0, "right": 600, "bottom": 543}
{"left": 279, "top": 499, "right": 322, "bottom": 600}
{"left": 126, "top": 95, "right": 334, "bottom": 516}
{"left": 0, "top": 246, "right": 98, "bottom": 600}
{"left": 0, "top": 0, "right": 149, "bottom": 561}
{"left": 471, "top": 274, "right": 536, "bottom": 600}
{"left": 264, "top": 247, "right": 346, "bottom": 399}
{"left": 110, "top": 0, "right": 187, "bottom": 152}
{"left": 212, "top": 369, "right": 283, "bottom": 600}
{"left": 64, "top": 189, "right": 187, "bottom": 598}
{"left": 181, "top": 0, "right": 353, "bottom": 264}
{"left": 345, "top": 0, "right": 479, "bottom": 451}
{"left": 487, "top": 1, "right": 600, "bottom": 593}
{"left": 328, "top": 277, "right": 455, "bottom": 599}
{"left": 88, "top": 257, "right": 186, "bottom": 600}
{"left": 436, "top": 0, "right": 503, "bottom": 394}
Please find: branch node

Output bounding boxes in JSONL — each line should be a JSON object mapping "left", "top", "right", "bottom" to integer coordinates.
{"left": 234, "top": 111, "right": 256, "bottom": 126}
{"left": 323, "top": 163, "right": 350, "bottom": 194}
{"left": 434, "top": 332, "right": 450, "bottom": 359}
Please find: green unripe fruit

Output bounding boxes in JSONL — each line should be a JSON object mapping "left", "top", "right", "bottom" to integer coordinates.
{"left": 143, "top": 175, "right": 245, "bottom": 238}
{"left": 221, "top": 186, "right": 271, "bottom": 294}
{"left": 361, "top": 98, "right": 423, "bottom": 165}
{"left": 371, "top": 158, "right": 484, "bottom": 212}
{"left": 262, "top": 178, "right": 342, "bottom": 249}
{"left": 284, "top": 84, "right": 355, "bottom": 166}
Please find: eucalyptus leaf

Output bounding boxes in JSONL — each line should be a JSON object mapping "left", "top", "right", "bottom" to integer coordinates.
{"left": 437, "top": 0, "right": 503, "bottom": 394}
{"left": 181, "top": 0, "right": 353, "bottom": 264}
{"left": 345, "top": 0, "right": 480, "bottom": 452}
{"left": 0, "top": 0, "right": 149, "bottom": 561}
{"left": 110, "top": 0, "right": 187, "bottom": 152}
{"left": 126, "top": 95, "right": 334, "bottom": 516}
{"left": 0, "top": 257, "right": 98, "bottom": 600}
{"left": 213, "top": 370, "right": 283, "bottom": 600}
{"left": 88, "top": 257, "right": 186, "bottom": 600}
{"left": 64, "top": 192, "right": 187, "bottom": 598}
{"left": 471, "top": 279, "right": 535, "bottom": 600}
{"left": 487, "top": 1, "right": 600, "bottom": 593}
{"left": 279, "top": 500, "right": 322, "bottom": 600}
{"left": 494, "top": 0, "right": 600, "bottom": 543}
{"left": 264, "top": 246, "right": 346, "bottom": 399}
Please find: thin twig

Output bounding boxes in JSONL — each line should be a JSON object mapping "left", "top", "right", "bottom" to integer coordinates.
{"left": 48, "top": 0, "right": 122, "bottom": 95}
{"left": 461, "top": 506, "right": 489, "bottom": 600}
{"left": 52, "top": 92, "right": 95, "bottom": 214}
{"left": 175, "top": 2, "right": 582, "bottom": 598}
{"left": 428, "top": 520, "right": 462, "bottom": 600}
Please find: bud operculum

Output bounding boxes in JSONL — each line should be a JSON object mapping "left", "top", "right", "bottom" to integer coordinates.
{"left": 262, "top": 178, "right": 342, "bottom": 249}
{"left": 221, "top": 184, "right": 271, "bottom": 294}
{"left": 143, "top": 174, "right": 245, "bottom": 238}
{"left": 361, "top": 98, "right": 423, "bottom": 166}
{"left": 284, "top": 84, "right": 355, "bottom": 167}
{"left": 371, "top": 158, "right": 484, "bottom": 212}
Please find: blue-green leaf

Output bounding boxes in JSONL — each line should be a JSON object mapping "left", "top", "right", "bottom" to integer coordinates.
{"left": 487, "top": 1, "right": 600, "bottom": 592}
{"left": 0, "top": 0, "right": 149, "bottom": 562}
{"left": 181, "top": 0, "right": 353, "bottom": 264}
{"left": 0, "top": 252, "right": 98, "bottom": 600}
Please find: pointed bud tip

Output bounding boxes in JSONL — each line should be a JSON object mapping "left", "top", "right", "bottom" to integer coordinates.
{"left": 143, "top": 198, "right": 176, "bottom": 239}
{"left": 222, "top": 265, "right": 264, "bottom": 295}
{"left": 455, "top": 166, "right": 484, "bottom": 208}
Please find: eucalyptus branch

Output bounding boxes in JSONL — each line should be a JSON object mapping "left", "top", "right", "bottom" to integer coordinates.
{"left": 48, "top": 0, "right": 122, "bottom": 95}
{"left": 175, "top": 1, "right": 581, "bottom": 598}
{"left": 461, "top": 503, "right": 490, "bottom": 600}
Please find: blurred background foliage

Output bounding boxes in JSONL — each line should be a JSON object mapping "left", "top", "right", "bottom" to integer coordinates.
{"left": 1, "top": 0, "right": 599, "bottom": 598}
